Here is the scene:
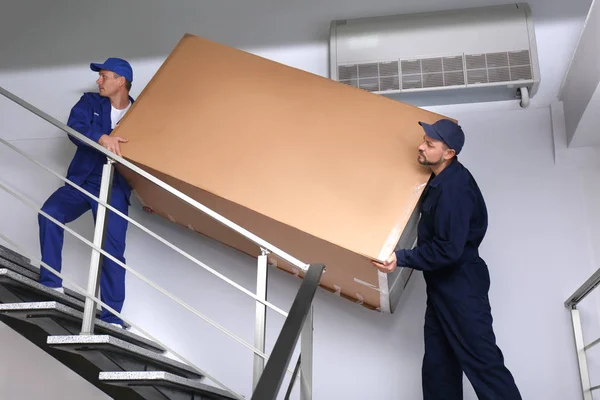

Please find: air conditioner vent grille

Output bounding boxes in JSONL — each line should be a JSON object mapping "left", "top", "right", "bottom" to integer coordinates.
{"left": 509, "top": 50, "right": 531, "bottom": 66}
{"left": 421, "top": 58, "right": 443, "bottom": 74}
{"left": 336, "top": 49, "right": 532, "bottom": 92}
{"left": 486, "top": 52, "right": 509, "bottom": 68}
{"left": 378, "top": 61, "right": 399, "bottom": 76}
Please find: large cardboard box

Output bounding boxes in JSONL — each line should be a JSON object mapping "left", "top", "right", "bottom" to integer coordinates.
{"left": 113, "top": 34, "right": 451, "bottom": 313}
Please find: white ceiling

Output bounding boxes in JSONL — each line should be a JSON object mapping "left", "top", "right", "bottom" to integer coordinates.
{"left": 0, "top": 0, "right": 594, "bottom": 108}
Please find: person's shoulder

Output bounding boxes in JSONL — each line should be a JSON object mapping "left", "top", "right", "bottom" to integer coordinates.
{"left": 455, "top": 161, "right": 486, "bottom": 199}
{"left": 79, "top": 92, "right": 105, "bottom": 103}
{"left": 440, "top": 161, "right": 478, "bottom": 197}
{"left": 454, "top": 160, "right": 477, "bottom": 182}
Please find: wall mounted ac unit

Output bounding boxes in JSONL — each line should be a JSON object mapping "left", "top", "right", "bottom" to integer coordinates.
{"left": 329, "top": 3, "right": 540, "bottom": 108}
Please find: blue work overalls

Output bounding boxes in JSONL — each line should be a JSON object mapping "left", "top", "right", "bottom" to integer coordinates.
{"left": 39, "top": 92, "right": 134, "bottom": 326}
{"left": 395, "top": 159, "right": 521, "bottom": 399}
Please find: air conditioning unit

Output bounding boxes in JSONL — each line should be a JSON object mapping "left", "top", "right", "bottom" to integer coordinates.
{"left": 329, "top": 3, "right": 540, "bottom": 108}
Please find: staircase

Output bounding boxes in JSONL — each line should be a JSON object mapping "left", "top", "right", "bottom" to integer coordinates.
{"left": 0, "top": 243, "right": 236, "bottom": 400}
{"left": 0, "top": 85, "right": 324, "bottom": 400}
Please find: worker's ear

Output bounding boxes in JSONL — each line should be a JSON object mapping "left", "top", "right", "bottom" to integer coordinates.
{"left": 444, "top": 147, "right": 456, "bottom": 161}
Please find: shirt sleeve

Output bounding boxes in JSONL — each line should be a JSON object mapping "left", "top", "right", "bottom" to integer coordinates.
{"left": 395, "top": 186, "right": 473, "bottom": 271}
{"left": 66, "top": 94, "right": 104, "bottom": 147}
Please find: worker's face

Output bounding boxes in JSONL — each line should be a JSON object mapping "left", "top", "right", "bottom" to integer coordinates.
{"left": 96, "top": 70, "right": 124, "bottom": 97}
{"left": 417, "top": 135, "right": 454, "bottom": 166}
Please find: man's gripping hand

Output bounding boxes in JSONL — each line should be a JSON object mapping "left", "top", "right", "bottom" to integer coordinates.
{"left": 98, "top": 134, "right": 128, "bottom": 157}
{"left": 371, "top": 252, "right": 398, "bottom": 274}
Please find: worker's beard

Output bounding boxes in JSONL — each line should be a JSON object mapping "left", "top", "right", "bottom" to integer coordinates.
{"left": 418, "top": 152, "right": 444, "bottom": 166}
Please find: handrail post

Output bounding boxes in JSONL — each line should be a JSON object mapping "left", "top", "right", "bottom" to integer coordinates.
{"left": 251, "top": 263, "right": 324, "bottom": 400}
{"left": 253, "top": 248, "right": 269, "bottom": 389}
{"left": 570, "top": 306, "right": 593, "bottom": 400}
{"left": 300, "top": 305, "right": 314, "bottom": 400}
{"left": 81, "top": 158, "right": 115, "bottom": 335}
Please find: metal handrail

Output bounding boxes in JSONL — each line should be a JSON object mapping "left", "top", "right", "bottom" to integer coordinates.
{"left": 0, "top": 137, "right": 289, "bottom": 318}
{"left": 0, "top": 84, "right": 318, "bottom": 398}
{"left": 0, "top": 177, "right": 280, "bottom": 363}
{"left": 0, "top": 232, "right": 244, "bottom": 399}
{"left": 565, "top": 268, "right": 600, "bottom": 399}
{"left": 565, "top": 267, "right": 600, "bottom": 308}
{"left": 0, "top": 86, "right": 309, "bottom": 274}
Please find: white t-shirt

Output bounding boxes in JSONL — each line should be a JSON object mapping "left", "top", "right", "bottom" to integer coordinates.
{"left": 111, "top": 102, "right": 132, "bottom": 129}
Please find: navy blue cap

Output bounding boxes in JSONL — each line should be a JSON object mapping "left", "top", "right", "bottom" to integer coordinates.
{"left": 418, "top": 119, "right": 465, "bottom": 155}
{"left": 90, "top": 58, "right": 133, "bottom": 83}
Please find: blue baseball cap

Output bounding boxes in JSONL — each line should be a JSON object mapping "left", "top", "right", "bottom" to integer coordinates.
{"left": 90, "top": 57, "right": 133, "bottom": 83}
{"left": 418, "top": 119, "right": 465, "bottom": 155}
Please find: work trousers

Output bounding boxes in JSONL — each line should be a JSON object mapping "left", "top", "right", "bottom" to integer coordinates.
{"left": 38, "top": 181, "right": 129, "bottom": 325}
{"left": 422, "top": 262, "right": 521, "bottom": 399}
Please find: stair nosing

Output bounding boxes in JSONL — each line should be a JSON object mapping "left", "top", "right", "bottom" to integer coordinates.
{"left": 48, "top": 334, "right": 198, "bottom": 377}
{"left": 0, "top": 258, "right": 39, "bottom": 280}
{"left": 0, "top": 301, "right": 164, "bottom": 352}
{"left": 0, "top": 245, "right": 34, "bottom": 272}
{"left": 98, "top": 371, "right": 236, "bottom": 399}
{"left": 0, "top": 268, "right": 88, "bottom": 308}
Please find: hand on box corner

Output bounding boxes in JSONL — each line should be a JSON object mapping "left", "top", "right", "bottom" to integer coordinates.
{"left": 371, "top": 252, "right": 397, "bottom": 274}
{"left": 142, "top": 206, "right": 155, "bottom": 215}
{"left": 98, "top": 134, "right": 128, "bottom": 157}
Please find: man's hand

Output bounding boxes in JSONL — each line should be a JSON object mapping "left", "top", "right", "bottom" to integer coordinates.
{"left": 98, "top": 134, "right": 128, "bottom": 156}
{"left": 371, "top": 252, "right": 398, "bottom": 274}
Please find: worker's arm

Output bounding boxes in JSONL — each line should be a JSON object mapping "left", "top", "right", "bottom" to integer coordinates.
{"left": 66, "top": 94, "right": 128, "bottom": 156}
{"left": 66, "top": 94, "right": 104, "bottom": 147}
{"left": 395, "top": 186, "right": 473, "bottom": 271}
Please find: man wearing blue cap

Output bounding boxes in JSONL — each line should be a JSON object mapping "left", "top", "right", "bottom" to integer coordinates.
{"left": 38, "top": 58, "right": 135, "bottom": 328}
{"left": 373, "top": 119, "right": 521, "bottom": 399}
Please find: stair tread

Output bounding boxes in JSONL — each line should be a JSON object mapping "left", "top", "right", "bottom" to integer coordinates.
{"left": 99, "top": 371, "right": 238, "bottom": 399}
{"left": 0, "top": 268, "right": 94, "bottom": 311}
{"left": 48, "top": 334, "right": 202, "bottom": 379}
{"left": 0, "top": 246, "right": 89, "bottom": 304}
{"left": 0, "top": 257, "right": 39, "bottom": 281}
{"left": 0, "top": 301, "right": 164, "bottom": 352}
{"left": 0, "top": 244, "right": 36, "bottom": 274}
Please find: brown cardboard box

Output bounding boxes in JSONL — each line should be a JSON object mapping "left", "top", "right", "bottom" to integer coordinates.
{"left": 113, "top": 33, "right": 452, "bottom": 313}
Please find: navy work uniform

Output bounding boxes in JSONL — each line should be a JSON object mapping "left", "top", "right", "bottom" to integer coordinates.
{"left": 395, "top": 120, "right": 521, "bottom": 399}
{"left": 39, "top": 58, "right": 134, "bottom": 326}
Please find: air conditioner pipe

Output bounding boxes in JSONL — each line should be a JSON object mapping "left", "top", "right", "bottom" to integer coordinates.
{"left": 519, "top": 86, "right": 530, "bottom": 108}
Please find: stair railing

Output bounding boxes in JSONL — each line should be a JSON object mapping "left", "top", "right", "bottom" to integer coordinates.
{"left": 565, "top": 268, "right": 600, "bottom": 399}
{"left": 0, "top": 85, "right": 325, "bottom": 400}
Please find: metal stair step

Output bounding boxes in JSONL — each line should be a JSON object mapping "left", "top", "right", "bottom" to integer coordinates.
{"left": 0, "top": 244, "right": 37, "bottom": 273}
{"left": 48, "top": 335, "right": 202, "bottom": 379}
{"left": 0, "top": 301, "right": 164, "bottom": 353}
{"left": 0, "top": 256, "right": 40, "bottom": 281}
{"left": 99, "top": 371, "right": 238, "bottom": 400}
{"left": 0, "top": 268, "right": 99, "bottom": 311}
{"left": 0, "top": 245, "right": 88, "bottom": 304}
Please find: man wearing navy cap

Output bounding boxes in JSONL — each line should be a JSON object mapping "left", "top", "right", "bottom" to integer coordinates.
{"left": 373, "top": 119, "right": 521, "bottom": 399}
{"left": 38, "top": 58, "right": 135, "bottom": 328}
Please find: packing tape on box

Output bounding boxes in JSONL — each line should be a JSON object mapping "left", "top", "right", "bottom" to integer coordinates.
{"left": 377, "top": 182, "right": 427, "bottom": 261}
{"left": 333, "top": 285, "right": 342, "bottom": 296}
{"left": 353, "top": 278, "right": 381, "bottom": 292}
{"left": 355, "top": 293, "right": 364, "bottom": 305}
{"left": 355, "top": 276, "right": 391, "bottom": 313}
